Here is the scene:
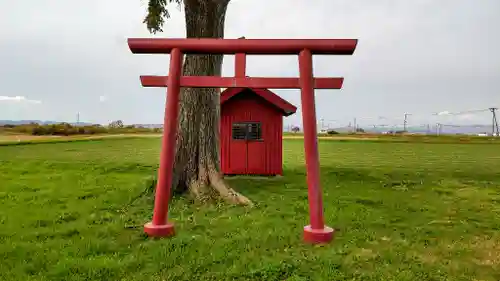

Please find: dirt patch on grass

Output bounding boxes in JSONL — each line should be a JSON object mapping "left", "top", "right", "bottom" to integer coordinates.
{"left": 469, "top": 236, "right": 500, "bottom": 267}
{"left": 343, "top": 248, "right": 378, "bottom": 266}
{"left": 0, "top": 135, "right": 61, "bottom": 142}
{"left": 412, "top": 236, "right": 500, "bottom": 269}
{"left": 352, "top": 248, "right": 378, "bottom": 260}
{"left": 413, "top": 251, "right": 440, "bottom": 264}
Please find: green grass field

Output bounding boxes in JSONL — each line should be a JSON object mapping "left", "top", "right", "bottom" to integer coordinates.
{"left": 1, "top": 138, "right": 499, "bottom": 281}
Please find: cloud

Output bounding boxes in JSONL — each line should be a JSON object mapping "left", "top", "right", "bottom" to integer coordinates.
{"left": 457, "top": 114, "right": 476, "bottom": 120}
{"left": 437, "top": 111, "right": 451, "bottom": 116}
{"left": 99, "top": 95, "right": 108, "bottom": 102}
{"left": 0, "top": 96, "right": 41, "bottom": 104}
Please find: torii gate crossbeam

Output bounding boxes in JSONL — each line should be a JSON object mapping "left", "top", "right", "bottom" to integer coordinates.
{"left": 128, "top": 37, "right": 358, "bottom": 244}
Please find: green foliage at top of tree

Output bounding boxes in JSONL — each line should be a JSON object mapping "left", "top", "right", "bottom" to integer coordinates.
{"left": 327, "top": 129, "right": 339, "bottom": 135}
{"left": 143, "top": 0, "right": 182, "bottom": 33}
{"left": 108, "top": 120, "right": 124, "bottom": 129}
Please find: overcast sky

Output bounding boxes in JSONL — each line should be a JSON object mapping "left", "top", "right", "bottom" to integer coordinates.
{"left": 1, "top": 0, "right": 499, "bottom": 128}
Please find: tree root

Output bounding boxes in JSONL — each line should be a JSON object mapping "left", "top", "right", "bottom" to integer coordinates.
{"left": 185, "top": 170, "right": 253, "bottom": 207}
{"left": 209, "top": 172, "right": 253, "bottom": 206}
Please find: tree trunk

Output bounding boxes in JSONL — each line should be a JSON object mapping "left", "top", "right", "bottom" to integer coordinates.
{"left": 171, "top": 0, "right": 252, "bottom": 205}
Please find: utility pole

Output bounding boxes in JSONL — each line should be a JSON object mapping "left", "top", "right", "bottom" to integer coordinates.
{"left": 403, "top": 113, "right": 411, "bottom": 132}
{"left": 490, "top": 107, "right": 499, "bottom": 136}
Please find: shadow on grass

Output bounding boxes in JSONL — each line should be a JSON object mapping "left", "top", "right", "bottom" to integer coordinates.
{"left": 124, "top": 162, "right": 500, "bottom": 215}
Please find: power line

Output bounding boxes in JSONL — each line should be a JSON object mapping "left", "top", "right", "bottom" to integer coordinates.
{"left": 432, "top": 108, "right": 491, "bottom": 117}
{"left": 451, "top": 108, "right": 490, "bottom": 116}
{"left": 317, "top": 106, "right": 499, "bottom": 134}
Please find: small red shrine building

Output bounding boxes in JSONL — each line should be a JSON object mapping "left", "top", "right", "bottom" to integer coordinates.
{"left": 220, "top": 87, "right": 297, "bottom": 176}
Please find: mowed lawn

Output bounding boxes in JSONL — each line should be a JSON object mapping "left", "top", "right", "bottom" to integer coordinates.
{"left": 1, "top": 138, "right": 499, "bottom": 281}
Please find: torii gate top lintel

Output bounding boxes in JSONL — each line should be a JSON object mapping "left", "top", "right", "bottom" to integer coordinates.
{"left": 127, "top": 38, "right": 358, "bottom": 55}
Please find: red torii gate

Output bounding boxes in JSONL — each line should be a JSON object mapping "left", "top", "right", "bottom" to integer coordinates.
{"left": 128, "top": 38, "right": 358, "bottom": 244}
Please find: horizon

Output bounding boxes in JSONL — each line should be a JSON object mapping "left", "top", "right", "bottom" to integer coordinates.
{"left": 1, "top": 118, "right": 496, "bottom": 135}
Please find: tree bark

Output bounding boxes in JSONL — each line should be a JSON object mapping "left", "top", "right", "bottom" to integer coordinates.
{"left": 171, "top": 0, "right": 252, "bottom": 205}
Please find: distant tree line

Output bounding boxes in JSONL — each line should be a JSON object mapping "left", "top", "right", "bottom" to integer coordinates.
{"left": 1, "top": 120, "right": 161, "bottom": 136}
{"left": 326, "top": 127, "right": 365, "bottom": 135}
{"left": 288, "top": 126, "right": 366, "bottom": 135}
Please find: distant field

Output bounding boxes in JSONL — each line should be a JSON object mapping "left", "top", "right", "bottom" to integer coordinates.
{"left": 284, "top": 132, "right": 500, "bottom": 144}
{"left": 1, "top": 138, "right": 500, "bottom": 280}
{"left": 1, "top": 132, "right": 498, "bottom": 146}
{"left": 0, "top": 133, "right": 162, "bottom": 145}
